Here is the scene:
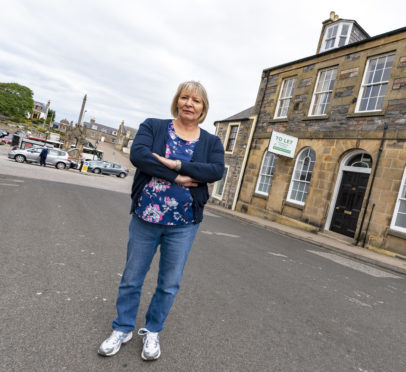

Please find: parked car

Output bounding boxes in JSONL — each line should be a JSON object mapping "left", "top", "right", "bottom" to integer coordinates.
{"left": 0, "top": 129, "right": 9, "bottom": 138}
{"left": 88, "top": 160, "right": 129, "bottom": 178}
{"left": 8, "top": 147, "right": 71, "bottom": 169}
{"left": 1, "top": 134, "right": 14, "bottom": 144}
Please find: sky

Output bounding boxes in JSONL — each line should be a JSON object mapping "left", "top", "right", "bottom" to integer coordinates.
{"left": 1, "top": 0, "right": 405, "bottom": 133}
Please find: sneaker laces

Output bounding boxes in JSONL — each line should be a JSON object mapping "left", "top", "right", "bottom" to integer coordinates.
{"left": 138, "top": 328, "right": 159, "bottom": 346}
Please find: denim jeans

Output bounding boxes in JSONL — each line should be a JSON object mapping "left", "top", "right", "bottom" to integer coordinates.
{"left": 112, "top": 214, "right": 200, "bottom": 333}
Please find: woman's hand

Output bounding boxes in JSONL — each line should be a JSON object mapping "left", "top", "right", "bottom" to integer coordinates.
{"left": 152, "top": 153, "right": 198, "bottom": 186}
{"left": 152, "top": 153, "right": 177, "bottom": 170}
{"left": 174, "top": 175, "right": 198, "bottom": 187}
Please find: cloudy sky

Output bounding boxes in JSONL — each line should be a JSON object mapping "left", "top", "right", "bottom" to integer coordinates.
{"left": 1, "top": 0, "right": 405, "bottom": 132}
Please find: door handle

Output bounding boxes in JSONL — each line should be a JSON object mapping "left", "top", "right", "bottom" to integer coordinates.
{"left": 344, "top": 210, "right": 352, "bottom": 215}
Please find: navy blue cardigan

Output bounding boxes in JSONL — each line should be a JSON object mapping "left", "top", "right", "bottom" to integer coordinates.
{"left": 130, "top": 118, "right": 225, "bottom": 223}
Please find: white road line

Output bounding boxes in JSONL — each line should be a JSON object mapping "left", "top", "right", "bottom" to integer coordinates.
{"left": 0, "top": 182, "right": 20, "bottom": 187}
{"left": 215, "top": 232, "right": 240, "bottom": 238}
{"left": 204, "top": 211, "right": 220, "bottom": 218}
{"left": 268, "top": 252, "right": 288, "bottom": 258}
{"left": 307, "top": 250, "right": 401, "bottom": 279}
{"left": 200, "top": 230, "right": 240, "bottom": 238}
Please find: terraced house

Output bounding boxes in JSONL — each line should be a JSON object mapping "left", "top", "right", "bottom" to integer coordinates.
{"left": 212, "top": 12, "right": 406, "bottom": 256}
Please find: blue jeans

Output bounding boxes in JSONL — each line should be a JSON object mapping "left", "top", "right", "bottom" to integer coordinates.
{"left": 112, "top": 215, "right": 199, "bottom": 333}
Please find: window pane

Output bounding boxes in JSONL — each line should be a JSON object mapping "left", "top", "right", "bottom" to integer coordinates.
{"left": 310, "top": 68, "right": 336, "bottom": 116}
{"left": 215, "top": 168, "right": 228, "bottom": 196}
{"left": 395, "top": 210, "right": 406, "bottom": 228}
{"left": 341, "top": 24, "right": 349, "bottom": 36}
{"left": 256, "top": 152, "right": 277, "bottom": 195}
{"left": 359, "top": 54, "right": 394, "bottom": 112}
{"left": 275, "top": 78, "right": 295, "bottom": 118}
{"left": 399, "top": 200, "right": 406, "bottom": 213}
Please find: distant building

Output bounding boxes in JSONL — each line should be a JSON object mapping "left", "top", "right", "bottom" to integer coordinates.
{"left": 57, "top": 119, "right": 70, "bottom": 132}
{"left": 83, "top": 118, "right": 137, "bottom": 147}
{"left": 83, "top": 118, "right": 119, "bottom": 144}
{"left": 115, "top": 120, "right": 137, "bottom": 152}
{"left": 31, "top": 100, "right": 50, "bottom": 120}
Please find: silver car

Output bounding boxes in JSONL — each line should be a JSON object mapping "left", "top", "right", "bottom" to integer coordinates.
{"left": 8, "top": 147, "right": 71, "bottom": 169}
{"left": 88, "top": 160, "right": 129, "bottom": 178}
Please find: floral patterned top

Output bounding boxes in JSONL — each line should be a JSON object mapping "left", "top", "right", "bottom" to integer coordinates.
{"left": 134, "top": 122, "right": 199, "bottom": 225}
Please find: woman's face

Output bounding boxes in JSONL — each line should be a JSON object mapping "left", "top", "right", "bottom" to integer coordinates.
{"left": 177, "top": 89, "right": 204, "bottom": 123}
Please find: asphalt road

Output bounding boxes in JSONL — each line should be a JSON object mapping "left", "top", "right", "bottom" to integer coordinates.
{"left": 0, "top": 159, "right": 405, "bottom": 371}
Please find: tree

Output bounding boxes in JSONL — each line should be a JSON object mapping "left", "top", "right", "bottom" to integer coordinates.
{"left": 46, "top": 109, "right": 56, "bottom": 124}
{"left": 0, "top": 82, "right": 34, "bottom": 118}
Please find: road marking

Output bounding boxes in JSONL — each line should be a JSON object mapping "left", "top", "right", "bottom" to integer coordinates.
{"left": 216, "top": 232, "right": 240, "bottom": 238}
{"left": 0, "top": 182, "right": 20, "bottom": 187}
{"left": 200, "top": 230, "right": 240, "bottom": 238}
{"left": 268, "top": 252, "right": 288, "bottom": 258}
{"left": 345, "top": 296, "right": 372, "bottom": 308}
{"left": 204, "top": 210, "right": 220, "bottom": 218}
{"left": 307, "top": 250, "right": 401, "bottom": 279}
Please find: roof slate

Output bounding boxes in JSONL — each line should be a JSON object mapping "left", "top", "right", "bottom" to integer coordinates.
{"left": 218, "top": 106, "right": 254, "bottom": 122}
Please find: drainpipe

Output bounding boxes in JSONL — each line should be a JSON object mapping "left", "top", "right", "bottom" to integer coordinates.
{"left": 355, "top": 123, "right": 388, "bottom": 245}
{"left": 231, "top": 74, "right": 269, "bottom": 210}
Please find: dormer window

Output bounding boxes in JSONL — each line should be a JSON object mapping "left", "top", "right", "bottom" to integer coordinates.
{"left": 321, "top": 22, "right": 352, "bottom": 52}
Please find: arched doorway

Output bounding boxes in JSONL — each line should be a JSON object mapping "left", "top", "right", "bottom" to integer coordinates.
{"left": 326, "top": 151, "right": 372, "bottom": 238}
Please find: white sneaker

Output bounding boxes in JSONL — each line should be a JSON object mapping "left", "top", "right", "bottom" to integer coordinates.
{"left": 138, "top": 328, "right": 161, "bottom": 360}
{"left": 98, "top": 330, "right": 133, "bottom": 356}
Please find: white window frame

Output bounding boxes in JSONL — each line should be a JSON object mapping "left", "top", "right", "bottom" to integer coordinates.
{"left": 274, "top": 77, "right": 296, "bottom": 119}
{"left": 224, "top": 123, "right": 239, "bottom": 153}
{"left": 355, "top": 53, "right": 395, "bottom": 113}
{"left": 255, "top": 152, "right": 277, "bottom": 196}
{"left": 287, "top": 147, "right": 316, "bottom": 206}
{"left": 320, "top": 22, "right": 353, "bottom": 52}
{"left": 112, "top": 130, "right": 117, "bottom": 136}
{"left": 91, "top": 125, "right": 98, "bottom": 130}
{"left": 308, "top": 67, "right": 337, "bottom": 116}
{"left": 390, "top": 167, "right": 406, "bottom": 234}
{"left": 212, "top": 165, "right": 229, "bottom": 200}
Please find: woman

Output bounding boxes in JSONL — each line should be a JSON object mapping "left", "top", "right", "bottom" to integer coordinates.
{"left": 98, "top": 81, "right": 225, "bottom": 361}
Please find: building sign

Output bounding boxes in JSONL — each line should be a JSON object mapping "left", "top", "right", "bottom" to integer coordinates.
{"left": 268, "top": 131, "right": 298, "bottom": 158}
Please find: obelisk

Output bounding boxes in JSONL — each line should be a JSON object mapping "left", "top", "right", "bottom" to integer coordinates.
{"left": 77, "top": 94, "right": 87, "bottom": 126}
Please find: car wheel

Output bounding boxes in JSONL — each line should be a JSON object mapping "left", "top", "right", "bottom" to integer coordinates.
{"left": 15, "top": 155, "right": 26, "bottom": 163}
{"left": 56, "top": 162, "right": 66, "bottom": 169}
{"left": 93, "top": 168, "right": 101, "bottom": 174}
{"left": 118, "top": 172, "right": 126, "bottom": 178}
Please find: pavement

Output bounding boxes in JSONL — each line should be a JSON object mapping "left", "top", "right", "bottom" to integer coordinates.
{"left": 206, "top": 204, "right": 406, "bottom": 276}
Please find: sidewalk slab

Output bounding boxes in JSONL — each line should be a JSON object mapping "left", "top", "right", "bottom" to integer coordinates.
{"left": 206, "top": 203, "right": 406, "bottom": 276}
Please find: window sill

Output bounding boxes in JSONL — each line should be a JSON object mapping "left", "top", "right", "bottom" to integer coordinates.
{"left": 347, "top": 111, "right": 386, "bottom": 118}
{"left": 302, "top": 115, "right": 329, "bottom": 121}
{"left": 253, "top": 193, "right": 268, "bottom": 200}
{"left": 211, "top": 194, "right": 223, "bottom": 201}
{"left": 387, "top": 228, "right": 406, "bottom": 240}
{"left": 269, "top": 118, "right": 289, "bottom": 123}
{"left": 284, "top": 201, "right": 305, "bottom": 210}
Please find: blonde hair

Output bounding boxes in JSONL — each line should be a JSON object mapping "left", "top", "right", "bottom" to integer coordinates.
{"left": 171, "top": 81, "right": 209, "bottom": 123}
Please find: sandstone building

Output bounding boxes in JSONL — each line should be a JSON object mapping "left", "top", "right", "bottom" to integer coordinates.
{"left": 211, "top": 13, "right": 406, "bottom": 256}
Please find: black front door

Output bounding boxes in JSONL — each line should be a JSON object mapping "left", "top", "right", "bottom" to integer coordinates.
{"left": 330, "top": 171, "right": 370, "bottom": 238}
